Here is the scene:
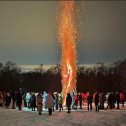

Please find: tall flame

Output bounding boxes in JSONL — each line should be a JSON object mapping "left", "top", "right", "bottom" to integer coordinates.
{"left": 58, "top": 1, "right": 77, "bottom": 105}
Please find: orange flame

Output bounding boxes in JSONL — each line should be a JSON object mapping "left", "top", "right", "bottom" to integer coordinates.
{"left": 58, "top": 1, "right": 77, "bottom": 105}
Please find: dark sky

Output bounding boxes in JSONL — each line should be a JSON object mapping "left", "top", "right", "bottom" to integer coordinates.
{"left": 0, "top": 1, "right": 126, "bottom": 66}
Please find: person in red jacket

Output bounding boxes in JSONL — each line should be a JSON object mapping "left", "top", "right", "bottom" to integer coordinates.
{"left": 120, "top": 92, "right": 125, "bottom": 107}
{"left": 73, "top": 94, "right": 78, "bottom": 110}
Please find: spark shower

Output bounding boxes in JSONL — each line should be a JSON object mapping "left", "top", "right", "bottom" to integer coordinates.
{"left": 58, "top": 1, "right": 78, "bottom": 104}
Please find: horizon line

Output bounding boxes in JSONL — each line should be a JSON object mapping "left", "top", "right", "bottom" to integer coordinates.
{"left": 19, "top": 63, "right": 111, "bottom": 72}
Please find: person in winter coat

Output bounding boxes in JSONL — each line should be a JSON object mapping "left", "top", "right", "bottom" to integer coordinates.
{"left": 46, "top": 92, "right": 54, "bottom": 115}
{"left": 94, "top": 92, "right": 99, "bottom": 112}
{"left": 58, "top": 95, "right": 63, "bottom": 112}
{"left": 99, "top": 92, "right": 105, "bottom": 110}
{"left": 31, "top": 92, "right": 36, "bottom": 111}
{"left": 120, "top": 92, "right": 125, "bottom": 107}
{"left": 66, "top": 93, "right": 72, "bottom": 113}
{"left": 37, "top": 92, "right": 43, "bottom": 115}
{"left": 11, "top": 91, "right": 16, "bottom": 109}
{"left": 87, "top": 92, "right": 93, "bottom": 111}
{"left": 73, "top": 94, "right": 78, "bottom": 110}
{"left": 5, "top": 92, "right": 11, "bottom": 109}
{"left": 16, "top": 90, "right": 22, "bottom": 110}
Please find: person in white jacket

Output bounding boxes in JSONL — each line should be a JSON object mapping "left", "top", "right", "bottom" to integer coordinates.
{"left": 46, "top": 92, "right": 54, "bottom": 115}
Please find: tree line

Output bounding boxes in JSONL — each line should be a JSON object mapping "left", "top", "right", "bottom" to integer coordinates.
{"left": 0, "top": 59, "right": 126, "bottom": 93}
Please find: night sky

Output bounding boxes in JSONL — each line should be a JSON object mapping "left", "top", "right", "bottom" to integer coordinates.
{"left": 0, "top": 1, "right": 126, "bottom": 68}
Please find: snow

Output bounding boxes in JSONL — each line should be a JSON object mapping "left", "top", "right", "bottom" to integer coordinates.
{"left": 0, "top": 106, "right": 126, "bottom": 126}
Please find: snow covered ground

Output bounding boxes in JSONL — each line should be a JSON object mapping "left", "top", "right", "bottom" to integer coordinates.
{"left": 0, "top": 106, "right": 126, "bottom": 126}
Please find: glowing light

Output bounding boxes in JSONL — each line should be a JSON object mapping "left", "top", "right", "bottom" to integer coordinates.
{"left": 58, "top": 1, "right": 77, "bottom": 105}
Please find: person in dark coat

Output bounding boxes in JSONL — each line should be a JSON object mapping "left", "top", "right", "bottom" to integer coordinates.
{"left": 87, "top": 92, "right": 93, "bottom": 111}
{"left": 11, "top": 91, "right": 16, "bottom": 109}
{"left": 66, "top": 93, "right": 72, "bottom": 113}
{"left": 113, "top": 92, "right": 116, "bottom": 109}
{"left": 31, "top": 93, "right": 36, "bottom": 111}
{"left": 5, "top": 92, "right": 11, "bottom": 109}
{"left": 107, "top": 92, "right": 114, "bottom": 109}
{"left": 99, "top": 92, "right": 105, "bottom": 110}
{"left": 16, "top": 90, "right": 22, "bottom": 110}
{"left": 94, "top": 92, "right": 99, "bottom": 112}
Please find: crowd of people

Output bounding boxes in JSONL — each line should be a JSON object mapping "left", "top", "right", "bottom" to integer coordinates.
{"left": 0, "top": 89, "right": 125, "bottom": 115}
